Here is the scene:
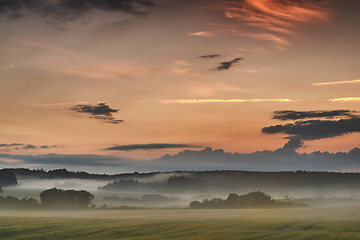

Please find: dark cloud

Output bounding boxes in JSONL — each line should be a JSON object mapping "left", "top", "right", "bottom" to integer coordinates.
{"left": 273, "top": 110, "right": 357, "bottom": 121}
{"left": 153, "top": 146, "right": 360, "bottom": 172}
{"left": 70, "top": 102, "right": 118, "bottom": 115}
{"left": 0, "top": 0, "right": 156, "bottom": 20}
{"left": 212, "top": 57, "right": 243, "bottom": 71}
{"left": 276, "top": 137, "right": 304, "bottom": 152}
{"left": 0, "top": 143, "right": 58, "bottom": 150}
{"left": 105, "top": 143, "right": 201, "bottom": 151}
{"left": 198, "top": 54, "right": 220, "bottom": 59}
{"left": 69, "top": 102, "right": 123, "bottom": 124}
{"left": 263, "top": 111, "right": 360, "bottom": 140}
{"left": 0, "top": 143, "right": 23, "bottom": 147}
{"left": 40, "top": 145, "right": 58, "bottom": 149}
{"left": 23, "top": 144, "right": 37, "bottom": 150}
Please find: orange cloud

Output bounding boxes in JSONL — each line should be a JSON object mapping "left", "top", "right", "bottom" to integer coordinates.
{"left": 212, "top": 0, "right": 331, "bottom": 47}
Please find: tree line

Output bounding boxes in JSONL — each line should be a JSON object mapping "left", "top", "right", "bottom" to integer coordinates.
{"left": 0, "top": 188, "right": 94, "bottom": 210}
{"left": 189, "top": 191, "right": 307, "bottom": 209}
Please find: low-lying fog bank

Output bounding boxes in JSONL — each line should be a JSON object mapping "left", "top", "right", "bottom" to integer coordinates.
{"left": 2, "top": 168, "right": 360, "bottom": 209}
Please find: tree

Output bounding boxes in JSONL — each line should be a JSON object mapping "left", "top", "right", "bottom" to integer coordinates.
{"left": 242, "top": 191, "right": 273, "bottom": 207}
{"left": 40, "top": 188, "right": 94, "bottom": 209}
{"left": 189, "top": 191, "right": 276, "bottom": 209}
{"left": 189, "top": 200, "right": 202, "bottom": 209}
{"left": 0, "top": 186, "right": 3, "bottom": 194}
{"left": 0, "top": 196, "right": 40, "bottom": 209}
{"left": 0, "top": 169, "right": 17, "bottom": 187}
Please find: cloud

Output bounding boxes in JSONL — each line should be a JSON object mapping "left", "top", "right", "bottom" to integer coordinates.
{"left": 40, "top": 145, "right": 58, "bottom": 149}
{"left": 105, "top": 143, "right": 201, "bottom": 151}
{"left": 207, "top": 0, "right": 331, "bottom": 47}
{"left": 263, "top": 110, "right": 360, "bottom": 152}
{"left": 313, "top": 79, "right": 360, "bottom": 86}
{"left": 187, "top": 31, "right": 215, "bottom": 37}
{"left": 0, "top": 143, "right": 23, "bottom": 148}
{"left": 237, "top": 47, "right": 264, "bottom": 53}
{"left": 70, "top": 102, "right": 118, "bottom": 115}
{"left": 69, "top": 102, "right": 123, "bottom": 124}
{"left": 263, "top": 113, "right": 360, "bottom": 140}
{"left": 273, "top": 110, "right": 357, "bottom": 121}
{"left": 158, "top": 98, "right": 292, "bottom": 104}
{"left": 0, "top": 0, "right": 156, "bottom": 20}
{"left": 2, "top": 146, "right": 360, "bottom": 172}
{"left": 330, "top": 97, "right": 360, "bottom": 102}
{"left": 0, "top": 143, "right": 58, "bottom": 150}
{"left": 279, "top": 137, "right": 303, "bottom": 151}
{"left": 0, "top": 63, "right": 15, "bottom": 71}
{"left": 212, "top": 57, "right": 243, "bottom": 71}
{"left": 152, "top": 146, "right": 360, "bottom": 172}
{"left": 23, "top": 144, "right": 37, "bottom": 150}
{"left": 198, "top": 54, "right": 220, "bottom": 59}
{"left": 174, "top": 60, "right": 190, "bottom": 66}
{"left": 241, "top": 33, "right": 290, "bottom": 46}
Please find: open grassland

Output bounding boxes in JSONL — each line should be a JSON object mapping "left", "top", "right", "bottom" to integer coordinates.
{"left": 1, "top": 206, "right": 360, "bottom": 240}
{"left": 2, "top": 217, "right": 360, "bottom": 240}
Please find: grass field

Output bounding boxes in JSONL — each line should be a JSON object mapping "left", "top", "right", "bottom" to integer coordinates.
{"left": 2, "top": 206, "right": 360, "bottom": 239}
{"left": 2, "top": 217, "right": 360, "bottom": 239}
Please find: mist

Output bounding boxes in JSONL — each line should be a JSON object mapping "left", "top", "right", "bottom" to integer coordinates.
{"left": 3, "top": 168, "right": 360, "bottom": 210}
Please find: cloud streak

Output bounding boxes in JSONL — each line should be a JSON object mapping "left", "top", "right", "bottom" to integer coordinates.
{"left": 273, "top": 110, "right": 357, "bottom": 121}
{"left": 0, "top": 143, "right": 58, "bottom": 150}
{"left": 187, "top": 31, "right": 215, "bottom": 37}
{"left": 0, "top": 63, "right": 14, "bottom": 71}
{"left": 105, "top": 143, "right": 201, "bottom": 151}
{"left": 313, "top": 79, "right": 360, "bottom": 86}
{"left": 330, "top": 97, "right": 360, "bottom": 102}
{"left": 69, "top": 102, "right": 123, "bottom": 124}
{"left": 159, "top": 98, "right": 293, "bottom": 104}
{"left": 198, "top": 54, "right": 221, "bottom": 59}
{"left": 0, "top": 143, "right": 23, "bottom": 148}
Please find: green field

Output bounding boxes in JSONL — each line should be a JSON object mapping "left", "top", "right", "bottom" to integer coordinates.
{"left": 2, "top": 206, "right": 360, "bottom": 239}
{"left": 2, "top": 216, "right": 360, "bottom": 240}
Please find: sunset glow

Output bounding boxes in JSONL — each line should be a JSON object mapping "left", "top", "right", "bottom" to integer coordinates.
{"left": 0, "top": 0, "right": 359, "bottom": 173}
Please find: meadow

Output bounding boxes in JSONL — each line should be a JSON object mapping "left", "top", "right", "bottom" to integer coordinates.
{"left": 1, "top": 206, "right": 360, "bottom": 240}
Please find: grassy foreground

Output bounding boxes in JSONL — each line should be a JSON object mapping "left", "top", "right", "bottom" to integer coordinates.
{"left": 1, "top": 216, "right": 360, "bottom": 240}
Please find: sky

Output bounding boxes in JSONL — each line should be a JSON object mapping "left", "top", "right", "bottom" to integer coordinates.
{"left": 0, "top": 0, "right": 360, "bottom": 173}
